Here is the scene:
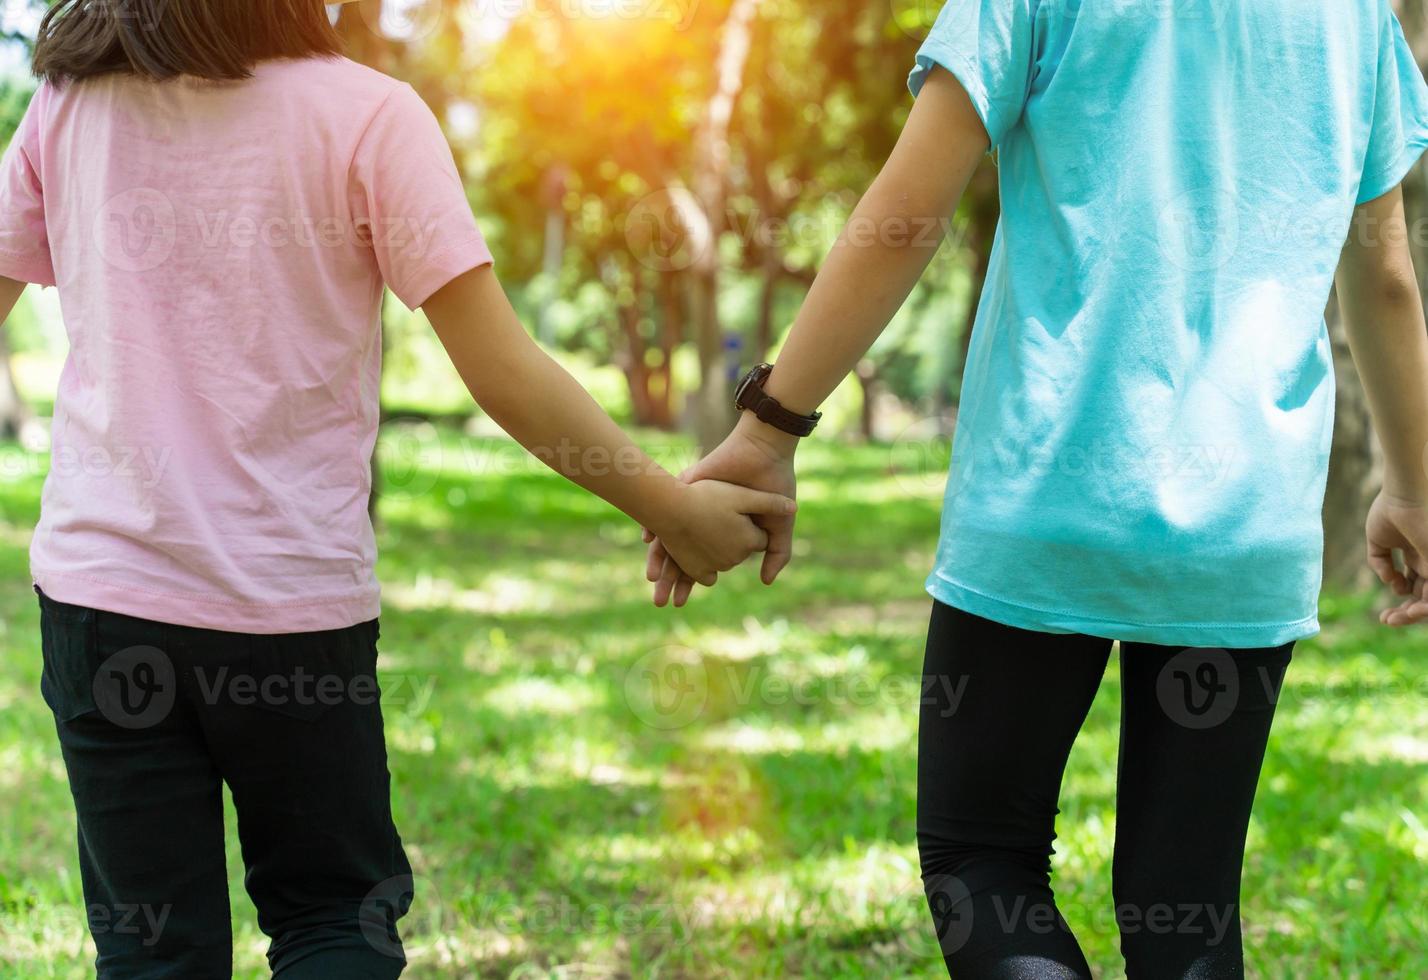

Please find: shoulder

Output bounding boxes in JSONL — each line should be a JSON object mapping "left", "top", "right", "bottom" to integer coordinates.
{"left": 255, "top": 56, "right": 414, "bottom": 113}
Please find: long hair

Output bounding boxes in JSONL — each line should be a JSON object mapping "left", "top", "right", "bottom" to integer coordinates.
{"left": 33, "top": 0, "right": 344, "bottom": 84}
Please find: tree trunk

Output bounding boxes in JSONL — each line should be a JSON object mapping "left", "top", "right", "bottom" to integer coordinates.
{"left": 690, "top": 0, "right": 763, "bottom": 454}
{"left": 937, "top": 163, "right": 1000, "bottom": 431}
{"left": 1322, "top": 296, "right": 1381, "bottom": 588}
{"left": 855, "top": 359, "right": 878, "bottom": 443}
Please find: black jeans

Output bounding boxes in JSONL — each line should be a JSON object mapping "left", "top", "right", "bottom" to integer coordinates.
{"left": 37, "top": 588, "right": 412, "bottom": 979}
{"left": 918, "top": 602, "right": 1294, "bottom": 979}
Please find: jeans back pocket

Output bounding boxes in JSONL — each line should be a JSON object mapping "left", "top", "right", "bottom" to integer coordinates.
{"left": 244, "top": 624, "right": 377, "bottom": 723}
{"left": 37, "top": 592, "right": 100, "bottom": 723}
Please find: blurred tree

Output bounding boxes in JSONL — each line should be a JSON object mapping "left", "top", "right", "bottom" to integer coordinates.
{"left": 0, "top": 67, "right": 36, "bottom": 438}
{"left": 474, "top": 2, "right": 710, "bottom": 430}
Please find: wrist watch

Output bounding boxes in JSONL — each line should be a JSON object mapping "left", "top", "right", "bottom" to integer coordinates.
{"left": 734, "top": 363, "right": 823, "bottom": 437}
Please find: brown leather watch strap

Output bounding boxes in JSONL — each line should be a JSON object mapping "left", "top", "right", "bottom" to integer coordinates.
{"left": 734, "top": 364, "right": 822, "bottom": 437}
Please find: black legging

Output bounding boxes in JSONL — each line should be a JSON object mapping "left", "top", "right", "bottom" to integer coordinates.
{"left": 917, "top": 602, "right": 1294, "bottom": 979}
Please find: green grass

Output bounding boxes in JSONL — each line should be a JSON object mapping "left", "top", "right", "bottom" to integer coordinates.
{"left": 0, "top": 428, "right": 1425, "bottom": 978}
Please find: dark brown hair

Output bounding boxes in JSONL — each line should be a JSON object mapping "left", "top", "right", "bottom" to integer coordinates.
{"left": 33, "top": 0, "right": 343, "bottom": 84}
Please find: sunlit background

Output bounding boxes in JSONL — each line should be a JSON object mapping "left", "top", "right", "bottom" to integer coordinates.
{"left": 0, "top": 1, "right": 1426, "bottom": 977}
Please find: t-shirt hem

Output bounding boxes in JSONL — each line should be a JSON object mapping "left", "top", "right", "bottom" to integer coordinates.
{"left": 926, "top": 571, "right": 1320, "bottom": 650}
{"left": 391, "top": 236, "right": 494, "bottom": 311}
{"left": 31, "top": 566, "right": 381, "bottom": 635}
{"left": 0, "top": 246, "right": 55, "bottom": 287}
{"left": 1356, "top": 130, "right": 1428, "bottom": 204}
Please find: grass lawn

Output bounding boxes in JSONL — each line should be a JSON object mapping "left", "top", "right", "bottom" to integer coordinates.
{"left": 0, "top": 427, "right": 1425, "bottom": 978}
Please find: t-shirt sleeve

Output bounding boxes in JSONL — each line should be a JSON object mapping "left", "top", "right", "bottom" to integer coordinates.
{"left": 1357, "top": 3, "right": 1428, "bottom": 205}
{"left": 907, "top": 0, "right": 1038, "bottom": 150}
{"left": 350, "top": 84, "right": 493, "bottom": 310}
{"left": 0, "top": 84, "right": 56, "bottom": 287}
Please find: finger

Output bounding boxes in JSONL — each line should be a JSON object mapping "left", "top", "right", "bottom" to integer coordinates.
{"left": 654, "top": 557, "right": 682, "bottom": 608}
{"left": 642, "top": 528, "right": 654, "bottom": 544}
{"left": 646, "top": 538, "right": 669, "bottom": 583}
{"left": 1368, "top": 540, "right": 1406, "bottom": 593}
{"left": 671, "top": 574, "right": 700, "bottom": 609}
{"left": 739, "top": 489, "right": 798, "bottom": 518}
{"left": 745, "top": 525, "right": 771, "bottom": 555}
{"left": 761, "top": 521, "right": 795, "bottom": 585}
{"left": 1385, "top": 592, "right": 1428, "bottom": 626}
{"left": 1384, "top": 605, "right": 1420, "bottom": 627}
{"left": 1405, "top": 545, "right": 1428, "bottom": 581}
{"left": 1382, "top": 587, "right": 1425, "bottom": 625}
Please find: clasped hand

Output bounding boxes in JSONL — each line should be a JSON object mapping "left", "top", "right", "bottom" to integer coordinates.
{"left": 644, "top": 420, "right": 799, "bottom": 608}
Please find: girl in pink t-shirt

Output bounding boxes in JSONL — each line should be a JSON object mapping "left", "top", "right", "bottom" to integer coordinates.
{"left": 0, "top": 2, "right": 790, "bottom": 976}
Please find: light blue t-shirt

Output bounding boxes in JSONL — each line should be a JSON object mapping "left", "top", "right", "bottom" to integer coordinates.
{"left": 911, "top": 0, "right": 1428, "bottom": 648}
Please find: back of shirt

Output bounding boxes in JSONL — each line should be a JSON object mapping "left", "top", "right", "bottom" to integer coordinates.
{"left": 910, "top": 0, "right": 1428, "bottom": 646}
{"left": 0, "top": 57, "right": 492, "bottom": 633}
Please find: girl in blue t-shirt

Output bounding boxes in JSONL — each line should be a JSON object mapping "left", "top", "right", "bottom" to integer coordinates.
{"left": 649, "top": 0, "right": 1428, "bottom": 974}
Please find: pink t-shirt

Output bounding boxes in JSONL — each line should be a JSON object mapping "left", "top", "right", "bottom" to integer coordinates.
{"left": 0, "top": 57, "right": 493, "bottom": 633}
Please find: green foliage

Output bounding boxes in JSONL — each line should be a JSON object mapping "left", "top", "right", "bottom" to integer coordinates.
{"left": 0, "top": 432, "right": 1424, "bottom": 977}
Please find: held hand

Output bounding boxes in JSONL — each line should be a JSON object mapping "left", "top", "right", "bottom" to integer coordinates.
{"left": 646, "top": 418, "right": 800, "bottom": 607}
{"left": 652, "top": 480, "right": 796, "bottom": 590}
{"left": 1367, "top": 491, "right": 1428, "bottom": 626}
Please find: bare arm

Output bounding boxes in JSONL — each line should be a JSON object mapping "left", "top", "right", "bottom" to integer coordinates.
{"left": 423, "top": 265, "right": 795, "bottom": 585}
{"left": 752, "top": 66, "right": 990, "bottom": 451}
{"left": 0, "top": 276, "right": 26, "bottom": 322}
{"left": 646, "top": 67, "right": 990, "bottom": 605}
{"left": 1336, "top": 186, "right": 1428, "bottom": 624}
